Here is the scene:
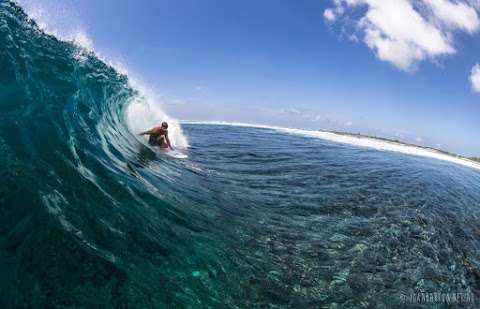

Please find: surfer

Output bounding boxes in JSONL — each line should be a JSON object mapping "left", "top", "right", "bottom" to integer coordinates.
{"left": 139, "top": 122, "right": 173, "bottom": 150}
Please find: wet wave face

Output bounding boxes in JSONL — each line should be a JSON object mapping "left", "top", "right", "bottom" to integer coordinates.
{"left": 1, "top": 1, "right": 480, "bottom": 308}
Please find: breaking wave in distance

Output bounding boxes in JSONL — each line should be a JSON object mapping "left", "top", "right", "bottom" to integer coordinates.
{"left": 182, "top": 121, "right": 480, "bottom": 171}
{"left": 2, "top": 2, "right": 480, "bottom": 308}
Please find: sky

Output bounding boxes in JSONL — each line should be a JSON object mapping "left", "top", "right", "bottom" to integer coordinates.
{"left": 17, "top": 0, "right": 480, "bottom": 156}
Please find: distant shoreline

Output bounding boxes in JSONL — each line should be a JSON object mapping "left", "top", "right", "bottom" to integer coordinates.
{"left": 180, "top": 121, "right": 480, "bottom": 169}
{"left": 326, "top": 130, "right": 480, "bottom": 165}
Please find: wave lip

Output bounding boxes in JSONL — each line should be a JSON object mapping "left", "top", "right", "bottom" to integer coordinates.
{"left": 0, "top": 2, "right": 193, "bottom": 306}
{"left": 181, "top": 121, "right": 480, "bottom": 171}
{"left": 16, "top": 0, "right": 187, "bottom": 149}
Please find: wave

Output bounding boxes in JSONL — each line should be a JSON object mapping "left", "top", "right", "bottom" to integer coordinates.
{"left": 2, "top": 2, "right": 480, "bottom": 306}
{"left": 181, "top": 121, "right": 480, "bottom": 171}
{"left": 15, "top": 0, "right": 188, "bottom": 149}
{"left": 0, "top": 2, "right": 195, "bottom": 305}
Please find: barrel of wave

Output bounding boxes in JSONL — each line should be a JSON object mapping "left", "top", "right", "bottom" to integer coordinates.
{"left": 126, "top": 97, "right": 189, "bottom": 149}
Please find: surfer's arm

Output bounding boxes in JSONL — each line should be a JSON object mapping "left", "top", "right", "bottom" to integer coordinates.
{"left": 165, "top": 133, "right": 173, "bottom": 150}
{"left": 139, "top": 129, "right": 154, "bottom": 135}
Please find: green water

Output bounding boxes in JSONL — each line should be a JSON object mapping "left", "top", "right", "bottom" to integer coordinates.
{"left": 1, "top": 1, "right": 480, "bottom": 308}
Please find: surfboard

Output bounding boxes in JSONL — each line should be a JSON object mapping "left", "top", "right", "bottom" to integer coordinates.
{"left": 142, "top": 138, "right": 188, "bottom": 159}
{"left": 165, "top": 150, "right": 188, "bottom": 159}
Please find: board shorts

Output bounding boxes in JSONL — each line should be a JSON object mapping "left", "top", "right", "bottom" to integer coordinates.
{"left": 148, "top": 135, "right": 168, "bottom": 148}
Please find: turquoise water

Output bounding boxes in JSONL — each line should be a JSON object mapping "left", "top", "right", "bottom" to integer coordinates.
{"left": 1, "top": 1, "right": 480, "bottom": 307}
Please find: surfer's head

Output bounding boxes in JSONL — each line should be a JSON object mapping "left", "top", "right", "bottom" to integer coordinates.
{"left": 161, "top": 122, "right": 168, "bottom": 129}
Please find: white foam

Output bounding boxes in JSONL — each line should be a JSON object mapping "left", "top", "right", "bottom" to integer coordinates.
{"left": 17, "top": 0, "right": 94, "bottom": 50}
{"left": 126, "top": 96, "right": 188, "bottom": 149}
{"left": 17, "top": 0, "right": 189, "bottom": 149}
{"left": 181, "top": 121, "right": 480, "bottom": 171}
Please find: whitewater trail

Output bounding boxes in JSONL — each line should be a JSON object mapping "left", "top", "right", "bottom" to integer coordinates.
{"left": 181, "top": 121, "right": 480, "bottom": 171}
{"left": 3, "top": 3, "right": 480, "bottom": 307}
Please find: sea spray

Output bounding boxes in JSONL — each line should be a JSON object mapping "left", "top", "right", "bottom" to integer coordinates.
{"left": 2, "top": 2, "right": 480, "bottom": 308}
{"left": 16, "top": 0, "right": 188, "bottom": 149}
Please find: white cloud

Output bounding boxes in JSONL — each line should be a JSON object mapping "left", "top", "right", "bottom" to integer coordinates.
{"left": 285, "top": 107, "right": 302, "bottom": 115}
{"left": 193, "top": 85, "right": 209, "bottom": 94}
{"left": 325, "top": 0, "right": 480, "bottom": 71}
{"left": 422, "top": 0, "right": 479, "bottom": 33}
{"left": 324, "top": 9, "right": 336, "bottom": 22}
{"left": 470, "top": 64, "right": 480, "bottom": 92}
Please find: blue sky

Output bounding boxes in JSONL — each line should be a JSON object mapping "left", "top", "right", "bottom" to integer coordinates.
{"left": 18, "top": 0, "right": 480, "bottom": 156}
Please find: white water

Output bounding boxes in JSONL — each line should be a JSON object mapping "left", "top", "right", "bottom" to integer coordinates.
{"left": 126, "top": 96, "right": 188, "bottom": 149}
{"left": 17, "top": 0, "right": 189, "bottom": 150}
{"left": 14, "top": 1, "right": 477, "bottom": 166}
{"left": 182, "top": 121, "right": 480, "bottom": 171}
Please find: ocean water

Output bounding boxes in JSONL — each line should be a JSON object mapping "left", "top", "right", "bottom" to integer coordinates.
{"left": 1, "top": 1, "right": 480, "bottom": 308}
